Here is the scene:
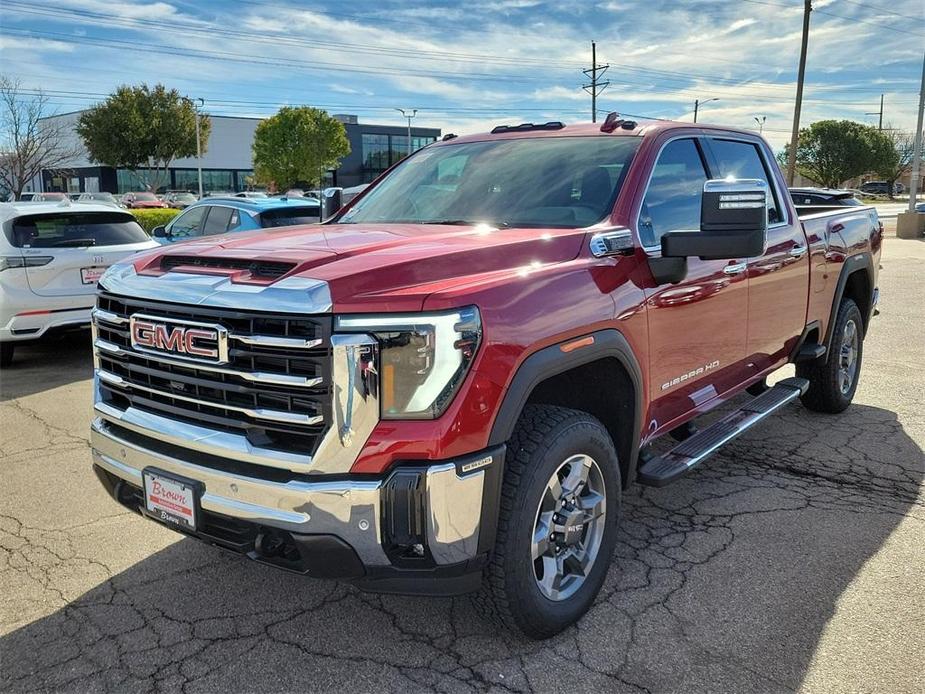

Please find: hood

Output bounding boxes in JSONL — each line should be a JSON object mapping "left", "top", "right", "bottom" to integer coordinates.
{"left": 135, "top": 222, "right": 588, "bottom": 312}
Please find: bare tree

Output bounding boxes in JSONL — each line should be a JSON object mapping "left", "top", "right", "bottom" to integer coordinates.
{"left": 0, "top": 76, "right": 81, "bottom": 200}
{"left": 876, "top": 124, "right": 916, "bottom": 199}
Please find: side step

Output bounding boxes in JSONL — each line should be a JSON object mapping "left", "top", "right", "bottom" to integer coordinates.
{"left": 795, "top": 343, "right": 826, "bottom": 362}
{"left": 637, "top": 377, "right": 809, "bottom": 487}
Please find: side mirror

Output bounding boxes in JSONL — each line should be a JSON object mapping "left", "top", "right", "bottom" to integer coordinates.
{"left": 661, "top": 179, "right": 768, "bottom": 260}
{"left": 322, "top": 187, "right": 343, "bottom": 221}
{"left": 151, "top": 225, "right": 168, "bottom": 238}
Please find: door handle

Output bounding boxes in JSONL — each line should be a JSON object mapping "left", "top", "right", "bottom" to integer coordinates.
{"left": 789, "top": 245, "right": 808, "bottom": 258}
{"left": 723, "top": 261, "right": 748, "bottom": 275}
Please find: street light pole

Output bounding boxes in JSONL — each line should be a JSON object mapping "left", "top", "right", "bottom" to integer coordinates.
{"left": 396, "top": 108, "right": 417, "bottom": 157}
{"left": 693, "top": 97, "right": 719, "bottom": 123}
{"left": 754, "top": 116, "right": 766, "bottom": 133}
{"left": 195, "top": 98, "right": 204, "bottom": 198}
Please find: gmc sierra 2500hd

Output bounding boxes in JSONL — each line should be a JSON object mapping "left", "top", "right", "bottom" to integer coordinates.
{"left": 90, "top": 115, "right": 881, "bottom": 638}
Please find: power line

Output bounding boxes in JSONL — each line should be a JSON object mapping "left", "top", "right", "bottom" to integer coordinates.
{"left": 4, "top": 2, "right": 917, "bottom": 96}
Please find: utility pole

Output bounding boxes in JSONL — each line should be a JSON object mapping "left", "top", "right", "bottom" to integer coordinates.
{"left": 693, "top": 97, "right": 719, "bottom": 124}
{"left": 582, "top": 41, "right": 610, "bottom": 123}
{"left": 866, "top": 94, "right": 884, "bottom": 130}
{"left": 907, "top": 51, "right": 924, "bottom": 213}
{"left": 787, "top": 0, "right": 812, "bottom": 185}
{"left": 396, "top": 108, "right": 417, "bottom": 157}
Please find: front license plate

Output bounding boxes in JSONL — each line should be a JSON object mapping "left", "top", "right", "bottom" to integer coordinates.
{"left": 81, "top": 267, "right": 107, "bottom": 284}
{"left": 142, "top": 469, "right": 201, "bottom": 532}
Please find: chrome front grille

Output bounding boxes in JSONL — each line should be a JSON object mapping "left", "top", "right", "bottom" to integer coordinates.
{"left": 93, "top": 291, "right": 333, "bottom": 458}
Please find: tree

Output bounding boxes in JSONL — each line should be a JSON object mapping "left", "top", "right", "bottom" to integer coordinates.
{"left": 779, "top": 120, "right": 893, "bottom": 188}
{"left": 0, "top": 76, "right": 82, "bottom": 199}
{"left": 252, "top": 107, "right": 350, "bottom": 190}
{"left": 873, "top": 125, "right": 915, "bottom": 199}
{"left": 76, "top": 84, "right": 210, "bottom": 192}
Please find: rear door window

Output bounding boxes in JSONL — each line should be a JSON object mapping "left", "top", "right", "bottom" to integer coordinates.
{"left": 8, "top": 212, "right": 150, "bottom": 248}
{"left": 202, "top": 206, "right": 235, "bottom": 235}
{"left": 706, "top": 139, "right": 783, "bottom": 224}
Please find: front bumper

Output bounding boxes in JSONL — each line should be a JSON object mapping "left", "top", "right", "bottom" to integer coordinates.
{"left": 91, "top": 417, "right": 503, "bottom": 594}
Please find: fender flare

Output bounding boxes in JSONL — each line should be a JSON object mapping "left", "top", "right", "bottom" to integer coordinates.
{"left": 824, "top": 252, "right": 874, "bottom": 354}
{"left": 487, "top": 329, "right": 645, "bottom": 485}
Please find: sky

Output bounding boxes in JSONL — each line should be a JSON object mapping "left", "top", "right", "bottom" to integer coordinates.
{"left": 1, "top": 0, "right": 923, "bottom": 152}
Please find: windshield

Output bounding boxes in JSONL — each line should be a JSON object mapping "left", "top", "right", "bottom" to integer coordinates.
{"left": 9, "top": 212, "right": 151, "bottom": 248}
{"left": 341, "top": 136, "right": 641, "bottom": 228}
{"left": 260, "top": 206, "right": 321, "bottom": 228}
{"left": 134, "top": 192, "right": 157, "bottom": 201}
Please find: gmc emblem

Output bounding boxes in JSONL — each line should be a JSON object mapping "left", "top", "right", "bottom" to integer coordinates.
{"left": 129, "top": 314, "right": 229, "bottom": 364}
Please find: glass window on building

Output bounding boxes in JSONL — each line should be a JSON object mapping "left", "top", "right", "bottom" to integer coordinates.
{"left": 362, "top": 134, "right": 391, "bottom": 180}
{"left": 117, "top": 169, "right": 148, "bottom": 193}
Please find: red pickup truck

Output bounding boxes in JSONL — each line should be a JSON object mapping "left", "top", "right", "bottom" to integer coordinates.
{"left": 89, "top": 117, "right": 881, "bottom": 638}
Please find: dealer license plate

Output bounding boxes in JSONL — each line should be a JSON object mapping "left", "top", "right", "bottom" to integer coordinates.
{"left": 81, "top": 267, "right": 107, "bottom": 284}
{"left": 142, "top": 469, "right": 200, "bottom": 532}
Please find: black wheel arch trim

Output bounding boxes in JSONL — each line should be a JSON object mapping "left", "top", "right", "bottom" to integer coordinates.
{"left": 824, "top": 251, "right": 874, "bottom": 354}
{"left": 487, "top": 329, "right": 645, "bottom": 487}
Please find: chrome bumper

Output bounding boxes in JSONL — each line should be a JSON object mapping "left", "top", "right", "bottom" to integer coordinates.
{"left": 90, "top": 417, "right": 496, "bottom": 568}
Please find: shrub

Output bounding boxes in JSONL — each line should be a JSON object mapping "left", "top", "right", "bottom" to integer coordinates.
{"left": 130, "top": 208, "right": 179, "bottom": 233}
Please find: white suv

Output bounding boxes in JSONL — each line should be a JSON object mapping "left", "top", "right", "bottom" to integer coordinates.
{"left": 0, "top": 201, "right": 158, "bottom": 367}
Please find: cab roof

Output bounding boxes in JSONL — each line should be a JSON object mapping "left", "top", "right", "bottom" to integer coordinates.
{"left": 435, "top": 119, "right": 763, "bottom": 147}
{"left": 195, "top": 196, "right": 320, "bottom": 210}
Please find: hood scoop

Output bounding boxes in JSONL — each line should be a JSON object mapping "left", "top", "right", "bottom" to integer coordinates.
{"left": 161, "top": 255, "right": 296, "bottom": 280}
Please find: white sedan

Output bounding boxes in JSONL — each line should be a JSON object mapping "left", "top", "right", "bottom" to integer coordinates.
{"left": 0, "top": 200, "right": 158, "bottom": 367}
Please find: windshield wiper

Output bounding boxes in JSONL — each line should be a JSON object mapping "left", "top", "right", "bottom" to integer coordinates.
{"left": 424, "top": 219, "right": 511, "bottom": 228}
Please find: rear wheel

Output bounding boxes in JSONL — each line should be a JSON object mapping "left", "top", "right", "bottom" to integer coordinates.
{"left": 797, "top": 297, "right": 864, "bottom": 413}
{"left": 0, "top": 343, "right": 13, "bottom": 368}
{"left": 474, "top": 405, "right": 620, "bottom": 639}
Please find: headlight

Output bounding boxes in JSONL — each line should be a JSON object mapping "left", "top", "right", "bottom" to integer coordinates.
{"left": 335, "top": 306, "right": 481, "bottom": 419}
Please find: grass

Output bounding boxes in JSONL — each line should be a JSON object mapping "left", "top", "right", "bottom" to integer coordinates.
{"left": 130, "top": 208, "right": 180, "bottom": 233}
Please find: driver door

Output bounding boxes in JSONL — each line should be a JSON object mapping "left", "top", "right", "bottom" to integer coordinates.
{"left": 639, "top": 137, "right": 751, "bottom": 432}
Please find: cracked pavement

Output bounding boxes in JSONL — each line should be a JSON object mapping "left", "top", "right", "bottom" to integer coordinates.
{"left": 1, "top": 236, "right": 922, "bottom": 693}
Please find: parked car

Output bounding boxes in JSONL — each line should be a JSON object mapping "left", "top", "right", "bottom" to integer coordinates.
{"left": 77, "top": 192, "right": 121, "bottom": 207}
{"left": 68, "top": 193, "right": 82, "bottom": 201}
{"left": 20, "top": 192, "right": 68, "bottom": 203}
{"left": 122, "top": 192, "right": 168, "bottom": 209}
{"left": 234, "top": 191, "right": 267, "bottom": 198}
{"left": 89, "top": 119, "right": 880, "bottom": 639}
{"left": 789, "top": 187, "right": 863, "bottom": 209}
{"left": 859, "top": 181, "right": 900, "bottom": 196}
{"left": 165, "top": 192, "right": 198, "bottom": 209}
{"left": 0, "top": 201, "right": 158, "bottom": 366}
{"left": 150, "top": 195, "right": 321, "bottom": 244}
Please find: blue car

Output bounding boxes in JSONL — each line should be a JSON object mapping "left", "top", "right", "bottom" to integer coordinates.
{"left": 151, "top": 196, "right": 321, "bottom": 244}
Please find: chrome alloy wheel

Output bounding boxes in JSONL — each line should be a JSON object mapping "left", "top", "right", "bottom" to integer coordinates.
{"left": 532, "top": 454, "right": 607, "bottom": 601}
{"left": 838, "top": 318, "right": 859, "bottom": 394}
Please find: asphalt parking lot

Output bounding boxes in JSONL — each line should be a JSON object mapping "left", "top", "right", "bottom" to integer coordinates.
{"left": 1, "top": 233, "right": 923, "bottom": 693}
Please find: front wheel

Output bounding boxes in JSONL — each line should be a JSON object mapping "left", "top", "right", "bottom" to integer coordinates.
{"left": 474, "top": 405, "right": 621, "bottom": 639}
{"left": 797, "top": 297, "right": 864, "bottom": 413}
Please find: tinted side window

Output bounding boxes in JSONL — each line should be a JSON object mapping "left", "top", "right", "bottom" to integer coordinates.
{"left": 639, "top": 139, "right": 707, "bottom": 246}
{"left": 708, "top": 139, "right": 783, "bottom": 223}
{"left": 203, "top": 206, "right": 234, "bottom": 236}
{"left": 170, "top": 206, "right": 207, "bottom": 238}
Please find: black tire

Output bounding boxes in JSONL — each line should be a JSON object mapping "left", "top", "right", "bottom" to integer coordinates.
{"left": 473, "top": 405, "right": 621, "bottom": 639}
{"left": 797, "top": 297, "right": 864, "bottom": 413}
{"left": 0, "top": 343, "right": 13, "bottom": 368}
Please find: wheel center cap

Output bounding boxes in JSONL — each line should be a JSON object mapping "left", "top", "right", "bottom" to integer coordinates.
{"left": 560, "top": 511, "right": 585, "bottom": 546}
